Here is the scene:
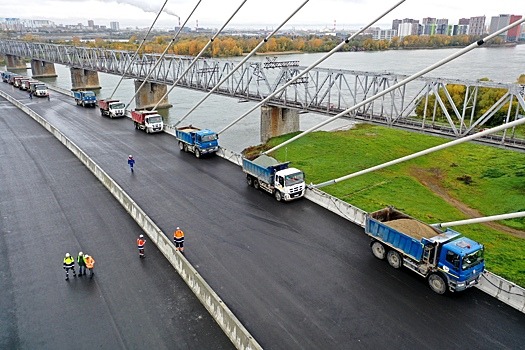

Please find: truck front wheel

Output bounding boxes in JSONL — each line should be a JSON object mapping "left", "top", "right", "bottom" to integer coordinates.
{"left": 195, "top": 149, "right": 201, "bottom": 158}
{"left": 371, "top": 241, "right": 386, "bottom": 260}
{"left": 274, "top": 190, "right": 283, "bottom": 202}
{"left": 387, "top": 250, "right": 402, "bottom": 269}
{"left": 428, "top": 273, "right": 447, "bottom": 295}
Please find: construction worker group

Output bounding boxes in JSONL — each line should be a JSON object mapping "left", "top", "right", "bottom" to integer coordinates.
{"left": 64, "top": 227, "right": 185, "bottom": 280}
{"left": 63, "top": 252, "right": 95, "bottom": 281}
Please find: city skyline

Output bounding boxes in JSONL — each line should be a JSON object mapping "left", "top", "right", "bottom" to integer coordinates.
{"left": 0, "top": 0, "right": 522, "bottom": 30}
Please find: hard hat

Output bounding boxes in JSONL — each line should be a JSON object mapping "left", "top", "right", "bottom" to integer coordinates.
{"left": 85, "top": 254, "right": 89, "bottom": 258}
{"left": 177, "top": 227, "right": 180, "bottom": 229}
{"left": 129, "top": 155, "right": 133, "bottom": 158}
{"left": 139, "top": 234, "right": 143, "bottom": 238}
{"left": 79, "top": 252, "right": 83, "bottom": 256}
{"left": 65, "top": 253, "right": 70, "bottom": 258}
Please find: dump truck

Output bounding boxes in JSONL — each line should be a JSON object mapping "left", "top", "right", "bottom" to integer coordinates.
{"left": 131, "top": 110, "right": 164, "bottom": 133}
{"left": 31, "top": 82, "right": 49, "bottom": 97}
{"left": 242, "top": 154, "right": 305, "bottom": 201}
{"left": 175, "top": 125, "right": 219, "bottom": 158}
{"left": 366, "top": 207, "right": 485, "bottom": 295}
{"left": 98, "top": 99, "right": 126, "bottom": 118}
{"left": 73, "top": 90, "right": 97, "bottom": 107}
{"left": 19, "top": 78, "right": 31, "bottom": 90}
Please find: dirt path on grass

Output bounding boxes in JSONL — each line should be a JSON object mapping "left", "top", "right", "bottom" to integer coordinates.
{"left": 410, "top": 167, "right": 525, "bottom": 239}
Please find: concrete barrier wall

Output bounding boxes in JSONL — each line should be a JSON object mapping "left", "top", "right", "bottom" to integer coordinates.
{"left": 477, "top": 270, "right": 525, "bottom": 312}
{"left": 0, "top": 90, "right": 262, "bottom": 350}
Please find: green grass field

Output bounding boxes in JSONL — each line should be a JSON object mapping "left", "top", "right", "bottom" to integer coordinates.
{"left": 263, "top": 124, "right": 525, "bottom": 287}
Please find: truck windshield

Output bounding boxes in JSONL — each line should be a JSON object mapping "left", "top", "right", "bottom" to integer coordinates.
{"left": 148, "top": 116, "right": 162, "bottom": 123}
{"left": 285, "top": 172, "right": 304, "bottom": 186}
{"left": 85, "top": 92, "right": 95, "bottom": 97}
{"left": 36, "top": 86, "right": 47, "bottom": 91}
{"left": 201, "top": 134, "right": 217, "bottom": 142}
{"left": 111, "top": 103, "right": 125, "bottom": 109}
{"left": 462, "top": 249, "right": 484, "bottom": 270}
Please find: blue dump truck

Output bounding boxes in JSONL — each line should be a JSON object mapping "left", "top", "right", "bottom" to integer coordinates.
{"left": 242, "top": 154, "right": 305, "bottom": 202}
{"left": 366, "top": 207, "right": 485, "bottom": 294}
{"left": 175, "top": 125, "right": 219, "bottom": 158}
{"left": 73, "top": 90, "right": 97, "bottom": 107}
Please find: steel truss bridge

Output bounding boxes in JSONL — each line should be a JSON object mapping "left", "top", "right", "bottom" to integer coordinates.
{"left": 1, "top": 40, "right": 524, "bottom": 149}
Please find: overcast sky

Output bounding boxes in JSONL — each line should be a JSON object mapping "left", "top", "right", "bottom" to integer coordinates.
{"left": 1, "top": 0, "right": 523, "bottom": 30}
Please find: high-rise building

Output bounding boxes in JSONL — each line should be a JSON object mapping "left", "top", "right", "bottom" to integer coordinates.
{"left": 87, "top": 19, "right": 94, "bottom": 28}
{"left": 422, "top": 17, "right": 436, "bottom": 35}
{"left": 507, "top": 15, "right": 523, "bottom": 42}
{"left": 489, "top": 14, "right": 522, "bottom": 41}
{"left": 372, "top": 29, "right": 397, "bottom": 40}
{"left": 392, "top": 19, "right": 402, "bottom": 32}
{"left": 110, "top": 21, "right": 120, "bottom": 31}
{"left": 468, "top": 16, "right": 486, "bottom": 36}
{"left": 458, "top": 18, "right": 470, "bottom": 25}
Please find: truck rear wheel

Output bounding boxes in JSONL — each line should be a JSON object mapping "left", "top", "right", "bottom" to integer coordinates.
{"left": 387, "top": 250, "right": 402, "bottom": 269}
{"left": 428, "top": 273, "right": 447, "bottom": 294}
{"left": 253, "top": 179, "right": 260, "bottom": 190}
{"left": 179, "top": 142, "right": 184, "bottom": 151}
{"left": 246, "top": 175, "right": 253, "bottom": 187}
{"left": 371, "top": 241, "right": 386, "bottom": 260}
{"left": 274, "top": 190, "right": 283, "bottom": 202}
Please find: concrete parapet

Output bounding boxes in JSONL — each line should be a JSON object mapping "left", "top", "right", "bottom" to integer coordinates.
{"left": 134, "top": 80, "right": 172, "bottom": 110}
{"left": 5, "top": 54, "right": 27, "bottom": 69}
{"left": 476, "top": 270, "right": 525, "bottom": 312}
{"left": 70, "top": 67, "right": 100, "bottom": 90}
{"left": 31, "top": 60, "right": 57, "bottom": 78}
{"left": 260, "top": 105, "right": 299, "bottom": 143}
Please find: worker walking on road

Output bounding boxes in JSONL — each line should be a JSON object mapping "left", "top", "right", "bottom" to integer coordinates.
{"left": 174, "top": 227, "right": 185, "bottom": 253}
{"left": 137, "top": 234, "right": 146, "bottom": 258}
{"left": 77, "top": 251, "right": 86, "bottom": 276}
{"left": 84, "top": 254, "right": 95, "bottom": 279}
{"left": 128, "top": 155, "right": 135, "bottom": 173}
{"left": 63, "top": 253, "right": 76, "bottom": 281}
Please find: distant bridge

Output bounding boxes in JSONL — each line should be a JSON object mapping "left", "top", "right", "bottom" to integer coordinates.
{"left": 1, "top": 40, "right": 524, "bottom": 149}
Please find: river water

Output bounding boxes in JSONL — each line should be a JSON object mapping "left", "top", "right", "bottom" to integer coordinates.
{"left": 6, "top": 45, "right": 525, "bottom": 152}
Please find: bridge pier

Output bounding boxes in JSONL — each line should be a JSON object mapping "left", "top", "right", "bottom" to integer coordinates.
{"left": 5, "top": 54, "right": 27, "bottom": 69}
{"left": 31, "top": 60, "right": 57, "bottom": 78}
{"left": 260, "top": 105, "right": 300, "bottom": 143}
{"left": 70, "top": 68, "right": 101, "bottom": 91}
{"left": 134, "top": 80, "right": 172, "bottom": 110}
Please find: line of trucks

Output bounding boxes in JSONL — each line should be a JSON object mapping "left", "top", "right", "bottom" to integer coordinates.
{"left": 2, "top": 72, "right": 485, "bottom": 295}
{"left": 1, "top": 71, "right": 49, "bottom": 97}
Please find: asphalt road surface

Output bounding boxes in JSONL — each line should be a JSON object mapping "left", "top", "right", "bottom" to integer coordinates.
{"left": 0, "top": 95, "right": 233, "bottom": 349}
{"left": 1, "top": 83, "right": 524, "bottom": 349}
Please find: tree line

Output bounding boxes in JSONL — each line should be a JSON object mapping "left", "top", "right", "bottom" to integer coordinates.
{"left": 21, "top": 33, "right": 507, "bottom": 58}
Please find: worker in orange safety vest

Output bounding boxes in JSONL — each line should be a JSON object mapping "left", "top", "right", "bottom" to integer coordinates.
{"left": 84, "top": 254, "right": 95, "bottom": 279}
{"left": 137, "top": 234, "right": 146, "bottom": 258}
{"left": 173, "top": 227, "right": 185, "bottom": 253}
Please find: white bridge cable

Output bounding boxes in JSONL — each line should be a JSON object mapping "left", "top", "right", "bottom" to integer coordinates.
{"left": 108, "top": 0, "right": 169, "bottom": 99}
{"left": 217, "top": 0, "right": 407, "bottom": 135}
{"left": 434, "top": 211, "right": 525, "bottom": 228}
{"left": 173, "top": 0, "right": 310, "bottom": 127}
{"left": 263, "top": 17, "right": 525, "bottom": 162}
{"left": 125, "top": 0, "right": 203, "bottom": 110}
{"left": 152, "top": 0, "right": 249, "bottom": 111}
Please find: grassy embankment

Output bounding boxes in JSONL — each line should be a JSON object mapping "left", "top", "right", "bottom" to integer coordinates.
{"left": 261, "top": 124, "right": 525, "bottom": 287}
